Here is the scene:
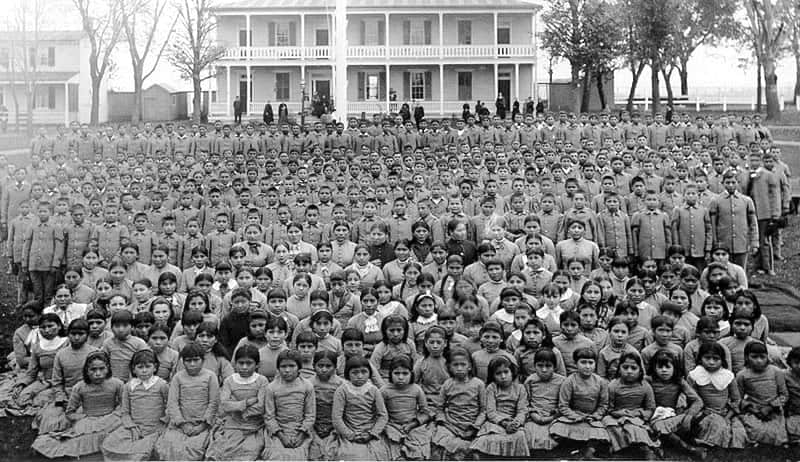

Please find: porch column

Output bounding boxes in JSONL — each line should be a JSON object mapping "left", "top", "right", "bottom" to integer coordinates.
{"left": 439, "top": 64, "right": 444, "bottom": 116}
{"left": 493, "top": 63, "right": 498, "bottom": 102}
{"left": 493, "top": 12, "right": 498, "bottom": 58}
{"left": 300, "top": 13, "right": 305, "bottom": 52}
{"left": 531, "top": 13, "right": 537, "bottom": 103}
{"left": 246, "top": 14, "right": 251, "bottom": 48}
{"left": 514, "top": 63, "right": 520, "bottom": 102}
{"left": 384, "top": 13, "right": 390, "bottom": 58}
{"left": 64, "top": 82, "right": 69, "bottom": 126}
{"left": 385, "top": 64, "right": 391, "bottom": 113}
{"left": 226, "top": 65, "right": 232, "bottom": 117}
{"left": 439, "top": 12, "right": 444, "bottom": 59}
{"left": 246, "top": 65, "right": 251, "bottom": 114}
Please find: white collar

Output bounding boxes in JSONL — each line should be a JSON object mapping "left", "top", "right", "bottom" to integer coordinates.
{"left": 130, "top": 376, "right": 160, "bottom": 391}
{"left": 689, "top": 366, "right": 734, "bottom": 390}
{"left": 232, "top": 372, "right": 262, "bottom": 385}
{"left": 416, "top": 313, "right": 438, "bottom": 325}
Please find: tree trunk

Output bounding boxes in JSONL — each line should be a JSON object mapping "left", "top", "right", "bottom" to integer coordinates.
{"left": 662, "top": 67, "right": 674, "bottom": 107}
{"left": 132, "top": 67, "right": 143, "bottom": 123}
{"left": 756, "top": 54, "right": 763, "bottom": 113}
{"left": 192, "top": 73, "right": 202, "bottom": 122}
{"left": 626, "top": 62, "right": 645, "bottom": 113}
{"left": 793, "top": 26, "right": 800, "bottom": 99}
{"left": 91, "top": 78, "right": 101, "bottom": 125}
{"left": 596, "top": 71, "right": 607, "bottom": 109}
{"left": 651, "top": 60, "right": 661, "bottom": 115}
{"left": 25, "top": 86, "right": 33, "bottom": 138}
{"left": 679, "top": 57, "right": 689, "bottom": 96}
{"left": 570, "top": 62, "right": 581, "bottom": 113}
{"left": 764, "top": 59, "right": 781, "bottom": 121}
{"left": 580, "top": 70, "right": 592, "bottom": 113}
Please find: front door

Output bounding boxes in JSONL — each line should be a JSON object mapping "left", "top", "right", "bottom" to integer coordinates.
{"left": 314, "top": 80, "right": 331, "bottom": 102}
{"left": 239, "top": 81, "right": 248, "bottom": 114}
{"left": 498, "top": 79, "right": 511, "bottom": 103}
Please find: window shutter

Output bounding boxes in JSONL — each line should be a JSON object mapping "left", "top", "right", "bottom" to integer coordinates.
{"left": 379, "top": 72, "right": 386, "bottom": 100}
{"left": 403, "top": 72, "right": 410, "bottom": 100}
{"left": 48, "top": 86, "right": 56, "bottom": 109}
{"left": 289, "top": 22, "right": 297, "bottom": 46}
{"left": 239, "top": 30, "right": 247, "bottom": 46}
{"left": 424, "top": 20, "right": 432, "bottom": 45}
{"left": 268, "top": 22, "right": 276, "bottom": 46}
{"left": 359, "top": 20, "right": 366, "bottom": 46}
{"left": 357, "top": 72, "right": 365, "bottom": 101}
{"left": 47, "top": 47, "right": 55, "bottom": 66}
{"left": 378, "top": 21, "right": 386, "bottom": 45}
{"left": 424, "top": 71, "right": 432, "bottom": 100}
{"left": 402, "top": 21, "right": 410, "bottom": 45}
{"left": 29, "top": 47, "right": 36, "bottom": 66}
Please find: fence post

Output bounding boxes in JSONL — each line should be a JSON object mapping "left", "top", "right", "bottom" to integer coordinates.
{"left": 644, "top": 97, "right": 649, "bottom": 112}
{"left": 780, "top": 94, "right": 785, "bottom": 111}
{"left": 722, "top": 96, "right": 727, "bottom": 112}
{"left": 695, "top": 96, "right": 700, "bottom": 112}
{"left": 796, "top": 95, "right": 799, "bottom": 112}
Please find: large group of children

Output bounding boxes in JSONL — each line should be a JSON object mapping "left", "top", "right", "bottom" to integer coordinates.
{"left": 0, "top": 108, "right": 797, "bottom": 460}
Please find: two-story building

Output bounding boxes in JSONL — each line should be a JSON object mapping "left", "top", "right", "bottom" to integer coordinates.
{"left": 0, "top": 30, "right": 107, "bottom": 125}
{"left": 211, "top": 0, "right": 541, "bottom": 119}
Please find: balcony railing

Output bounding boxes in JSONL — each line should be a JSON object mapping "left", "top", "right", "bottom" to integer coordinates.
{"left": 221, "top": 44, "right": 537, "bottom": 61}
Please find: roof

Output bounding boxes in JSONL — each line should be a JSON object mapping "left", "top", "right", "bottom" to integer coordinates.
{"left": 146, "top": 82, "right": 191, "bottom": 94}
{"left": 0, "top": 31, "right": 84, "bottom": 42}
{"left": 213, "top": 0, "right": 541, "bottom": 11}
{"left": 0, "top": 71, "right": 78, "bottom": 83}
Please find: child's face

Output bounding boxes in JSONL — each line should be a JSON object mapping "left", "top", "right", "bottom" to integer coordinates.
{"left": 183, "top": 323, "right": 199, "bottom": 339}
{"left": 487, "top": 265, "right": 504, "bottom": 282}
{"left": 609, "top": 322, "right": 629, "bottom": 346}
{"left": 618, "top": 358, "right": 641, "bottom": 383}
{"left": 670, "top": 291, "right": 689, "bottom": 311}
{"left": 346, "top": 274, "right": 361, "bottom": 293}
{"left": 493, "top": 364, "right": 513, "bottom": 387}
{"left": 732, "top": 318, "right": 753, "bottom": 338}
{"left": 268, "top": 297, "right": 287, "bottom": 314}
{"left": 748, "top": 351, "right": 769, "bottom": 371}
{"left": 308, "top": 357, "right": 334, "bottom": 382}
{"left": 83, "top": 252, "right": 99, "bottom": 268}
{"left": 424, "top": 332, "right": 446, "bottom": 356}
{"left": 313, "top": 318, "right": 332, "bottom": 337}
{"left": 700, "top": 352, "right": 722, "bottom": 372}
{"left": 626, "top": 284, "right": 645, "bottom": 304}
{"left": 135, "top": 323, "right": 152, "bottom": 338}
{"left": 196, "top": 330, "right": 217, "bottom": 352}
{"left": 576, "top": 358, "right": 596, "bottom": 377}
{"left": 660, "top": 272, "right": 677, "bottom": 288}
{"left": 449, "top": 355, "right": 471, "bottom": 379}
{"left": 112, "top": 322, "right": 132, "bottom": 339}
{"left": 579, "top": 308, "right": 598, "bottom": 330}
{"left": 513, "top": 309, "right": 530, "bottom": 329}
{"left": 246, "top": 317, "right": 266, "bottom": 339}
{"left": 236, "top": 357, "right": 257, "bottom": 378}
{"left": 87, "top": 359, "right": 109, "bottom": 383}
{"left": 151, "top": 304, "right": 171, "bottom": 323}
{"left": 386, "top": 323, "right": 406, "bottom": 344}
{"left": 183, "top": 356, "right": 203, "bottom": 375}
{"left": 68, "top": 329, "right": 88, "bottom": 348}
{"left": 297, "top": 342, "right": 316, "bottom": 362}
{"left": 266, "top": 327, "right": 287, "bottom": 348}
{"left": 343, "top": 339, "right": 364, "bottom": 358}
{"left": 523, "top": 324, "right": 543, "bottom": 346}
{"left": 480, "top": 330, "right": 503, "bottom": 352}
{"left": 653, "top": 325, "right": 673, "bottom": 344}
{"left": 348, "top": 366, "right": 371, "bottom": 387}
{"left": 568, "top": 262, "right": 585, "bottom": 278}
{"left": 108, "top": 297, "right": 128, "bottom": 315}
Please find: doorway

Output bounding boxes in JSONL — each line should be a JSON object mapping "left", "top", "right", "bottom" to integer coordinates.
{"left": 314, "top": 79, "right": 330, "bottom": 101}
{"left": 498, "top": 79, "right": 511, "bottom": 104}
{"left": 238, "top": 80, "right": 248, "bottom": 113}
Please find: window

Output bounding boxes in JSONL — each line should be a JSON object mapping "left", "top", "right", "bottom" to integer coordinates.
{"left": 0, "top": 48, "right": 8, "bottom": 67}
{"left": 457, "top": 20, "right": 472, "bottom": 45}
{"left": 171, "top": 95, "right": 177, "bottom": 105}
{"left": 36, "top": 85, "right": 56, "bottom": 109}
{"left": 411, "top": 72, "right": 425, "bottom": 100}
{"left": 68, "top": 84, "right": 78, "bottom": 112}
{"left": 238, "top": 30, "right": 252, "bottom": 47}
{"left": 366, "top": 74, "right": 379, "bottom": 100}
{"left": 497, "top": 22, "right": 511, "bottom": 44}
{"left": 457, "top": 72, "right": 472, "bottom": 101}
{"left": 275, "top": 23, "right": 290, "bottom": 46}
{"left": 47, "top": 47, "right": 55, "bottom": 66}
{"left": 315, "top": 29, "right": 329, "bottom": 46}
{"left": 275, "top": 72, "right": 290, "bottom": 100}
{"left": 211, "top": 90, "right": 217, "bottom": 103}
{"left": 29, "top": 47, "right": 36, "bottom": 67}
{"left": 402, "top": 20, "right": 431, "bottom": 45}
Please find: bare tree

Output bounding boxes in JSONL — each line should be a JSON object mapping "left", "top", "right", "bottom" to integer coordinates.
{"left": 168, "top": 0, "right": 226, "bottom": 122}
{"left": 744, "top": 0, "right": 787, "bottom": 121}
{"left": 72, "top": 0, "right": 124, "bottom": 125}
{"left": 122, "top": 0, "right": 177, "bottom": 123}
{"left": 6, "top": 0, "right": 45, "bottom": 136}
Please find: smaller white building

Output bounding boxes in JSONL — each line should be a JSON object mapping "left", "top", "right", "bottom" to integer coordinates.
{"left": 0, "top": 30, "right": 108, "bottom": 125}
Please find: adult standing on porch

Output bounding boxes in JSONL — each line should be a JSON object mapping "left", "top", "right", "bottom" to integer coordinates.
{"left": 233, "top": 96, "right": 242, "bottom": 124}
{"left": 263, "top": 102, "right": 274, "bottom": 125}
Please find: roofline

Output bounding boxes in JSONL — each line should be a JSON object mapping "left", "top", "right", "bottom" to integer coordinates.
{"left": 212, "top": 2, "right": 541, "bottom": 13}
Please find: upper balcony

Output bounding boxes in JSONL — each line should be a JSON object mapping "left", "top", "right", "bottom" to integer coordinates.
{"left": 219, "top": 44, "right": 538, "bottom": 64}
